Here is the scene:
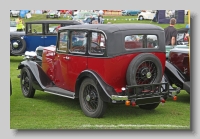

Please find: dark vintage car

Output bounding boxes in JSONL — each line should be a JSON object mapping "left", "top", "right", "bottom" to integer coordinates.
{"left": 163, "top": 46, "right": 190, "bottom": 96}
{"left": 17, "top": 24, "right": 172, "bottom": 118}
{"left": 10, "top": 20, "right": 81, "bottom": 56}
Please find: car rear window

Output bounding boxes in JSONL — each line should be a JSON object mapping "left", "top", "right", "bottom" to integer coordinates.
{"left": 125, "top": 34, "right": 158, "bottom": 49}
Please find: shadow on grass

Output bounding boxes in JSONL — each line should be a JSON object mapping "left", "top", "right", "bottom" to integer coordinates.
{"left": 33, "top": 92, "right": 81, "bottom": 110}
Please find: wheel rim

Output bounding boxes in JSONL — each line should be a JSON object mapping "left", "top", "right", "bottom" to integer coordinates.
{"left": 83, "top": 84, "right": 98, "bottom": 112}
{"left": 135, "top": 60, "right": 157, "bottom": 84}
{"left": 11, "top": 39, "right": 23, "bottom": 54}
{"left": 21, "top": 71, "right": 30, "bottom": 95}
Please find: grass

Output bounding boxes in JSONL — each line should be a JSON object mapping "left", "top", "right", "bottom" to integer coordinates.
{"left": 10, "top": 14, "right": 190, "bottom": 130}
{"left": 10, "top": 56, "right": 190, "bottom": 130}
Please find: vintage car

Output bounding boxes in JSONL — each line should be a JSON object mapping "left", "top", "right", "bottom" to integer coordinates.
{"left": 17, "top": 24, "right": 172, "bottom": 118}
{"left": 163, "top": 46, "right": 190, "bottom": 96}
{"left": 10, "top": 20, "right": 81, "bottom": 56}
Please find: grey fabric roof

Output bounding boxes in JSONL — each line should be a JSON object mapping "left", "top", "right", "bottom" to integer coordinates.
{"left": 59, "top": 23, "right": 164, "bottom": 33}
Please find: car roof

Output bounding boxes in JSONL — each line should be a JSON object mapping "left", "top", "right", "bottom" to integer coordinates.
{"left": 25, "top": 20, "right": 81, "bottom": 25}
{"left": 59, "top": 23, "right": 164, "bottom": 33}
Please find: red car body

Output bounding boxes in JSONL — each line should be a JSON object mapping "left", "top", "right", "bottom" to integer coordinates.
{"left": 18, "top": 24, "right": 170, "bottom": 118}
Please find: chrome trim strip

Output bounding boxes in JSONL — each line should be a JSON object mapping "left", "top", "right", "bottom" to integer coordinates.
{"left": 44, "top": 91, "right": 75, "bottom": 99}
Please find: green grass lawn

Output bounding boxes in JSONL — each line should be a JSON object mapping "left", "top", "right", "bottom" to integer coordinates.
{"left": 10, "top": 14, "right": 190, "bottom": 130}
{"left": 10, "top": 56, "right": 190, "bottom": 130}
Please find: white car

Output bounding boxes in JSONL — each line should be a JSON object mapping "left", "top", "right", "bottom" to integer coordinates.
{"left": 138, "top": 10, "right": 156, "bottom": 20}
{"left": 10, "top": 21, "right": 17, "bottom": 32}
{"left": 10, "top": 10, "right": 20, "bottom": 17}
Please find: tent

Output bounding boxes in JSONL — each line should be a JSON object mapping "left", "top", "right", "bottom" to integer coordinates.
{"left": 153, "top": 10, "right": 185, "bottom": 24}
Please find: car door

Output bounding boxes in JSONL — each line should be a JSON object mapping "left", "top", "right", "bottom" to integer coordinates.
{"left": 53, "top": 30, "right": 88, "bottom": 92}
{"left": 44, "top": 23, "right": 58, "bottom": 46}
{"left": 66, "top": 30, "right": 88, "bottom": 91}
{"left": 24, "top": 23, "right": 45, "bottom": 51}
{"left": 53, "top": 31, "right": 70, "bottom": 90}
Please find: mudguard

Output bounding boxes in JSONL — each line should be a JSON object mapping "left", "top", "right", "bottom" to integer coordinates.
{"left": 18, "top": 60, "right": 54, "bottom": 90}
{"left": 75, "top": 70, "right": 119, "bottom": 103}
{"left": 165, "top": 61, "right": 188, "bottom": 89}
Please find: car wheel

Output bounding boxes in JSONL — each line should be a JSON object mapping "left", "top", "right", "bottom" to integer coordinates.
{"left": 126, "top": 53, "right": 163, "bottom": 110}
{"left": 79, "top": 78, "right": 107, "bottom": 118}
{"left": 139, "top": 16, "right": 144, "bottom": 20}
{"left": 20, "top": 67, "right": 35, "bottom": 98}
{"left": 10, "top": 36, "right": 26, "bottom": 55}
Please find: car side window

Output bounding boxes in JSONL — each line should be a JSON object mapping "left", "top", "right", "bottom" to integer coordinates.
{"left": 125, "top": 34, "right": 158, "bottom": 49}
{"left": 89, "top": 32, "right": 106, "bottom": 55}
{"left": 26, "top": 24, "right": 43, "bottom": 35}
{"left": 45, "top": 23, "right": 60, "bottom": 35}
{"left": 57, "top": 31, "right": 68, "bottom": 52}
{"left": 69, "top": 31, "right": 87, "bottom": 54}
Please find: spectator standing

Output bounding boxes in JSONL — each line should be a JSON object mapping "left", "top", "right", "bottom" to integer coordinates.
{"left": 89, "top": 15, "right": 95, "bottom": 24}
{"left": 98, "top": 14, "right": 103, "bottom": 24}
{"left": 16, "top": 16, "right": 24, "bottom": 32}
{"left": 164, "top": 18, "right": 177, "bottom": 46}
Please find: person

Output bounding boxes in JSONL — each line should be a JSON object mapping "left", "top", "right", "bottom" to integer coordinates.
{"left": 184, "top": 24, "right": 190, "bottom": 42}
{"left": 164, "top": 18, "right": 177, "bottom": 46}
{"left": 16, "top": 16, "right": 24, "bottom": 32}
{"left": 98, "top": 14, "right": 103, "bottom": 24}
{"left": 89, "top": 15, "right": 95, "bottom": 24}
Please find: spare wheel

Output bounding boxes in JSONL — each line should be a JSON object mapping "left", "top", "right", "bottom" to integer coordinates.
{"left": 126, "top": 53, "right": 163, "bottom": 110}
{"left": 10, "top": 36, "right": 26, "bottom": 55}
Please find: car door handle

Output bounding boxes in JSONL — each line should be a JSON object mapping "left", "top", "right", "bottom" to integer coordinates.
{"left": 64, "top": 56, "right": 70, "bottom": 60}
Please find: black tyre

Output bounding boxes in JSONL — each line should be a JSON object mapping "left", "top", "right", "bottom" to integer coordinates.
{"left": 20, "top": 67, "right": 35, "bottom": 98}
{"left": 10, "top": 36, "right": 26, "bottom": 55}
{"left": 79, "top": 78, "right": 107, "bottom": 118}
{"left": 126, "top": 53, "right": 162, "bottom": 110}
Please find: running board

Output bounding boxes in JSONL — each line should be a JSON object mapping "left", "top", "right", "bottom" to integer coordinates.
{"left": 44, "top": 87, "right": 75, "bottom": 99}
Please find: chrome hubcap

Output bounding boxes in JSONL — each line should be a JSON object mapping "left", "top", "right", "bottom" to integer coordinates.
{"left": 13, "top": 42, "right": 19, "bottom": 48}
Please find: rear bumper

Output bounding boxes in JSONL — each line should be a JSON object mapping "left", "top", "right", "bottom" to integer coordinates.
{"left": 111, "top": 83, "right": 169, "bottom": 104}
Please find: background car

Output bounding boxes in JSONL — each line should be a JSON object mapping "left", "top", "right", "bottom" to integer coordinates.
{"left": 10, "top": 20, "right": 81, "bottom": 56}
{"left": 121, "top": 10, "right": 141, "bottom": 16}
{"left": 10, "top": 10, "right": 20, "bottom": 17}
{"left": 72, "top": 12, "right": 98, "bottom": 21}
{"left": 138, "top": 10, "right": 156, "bottom": 20}
{"left": 46, "top": 10, "right": 60, "bottom": 18}
{"left": 82, "top": 16, "right": 104, "bottom": 24}
{"left": 10, "top": 21, "right": 17, "bottom": 32}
